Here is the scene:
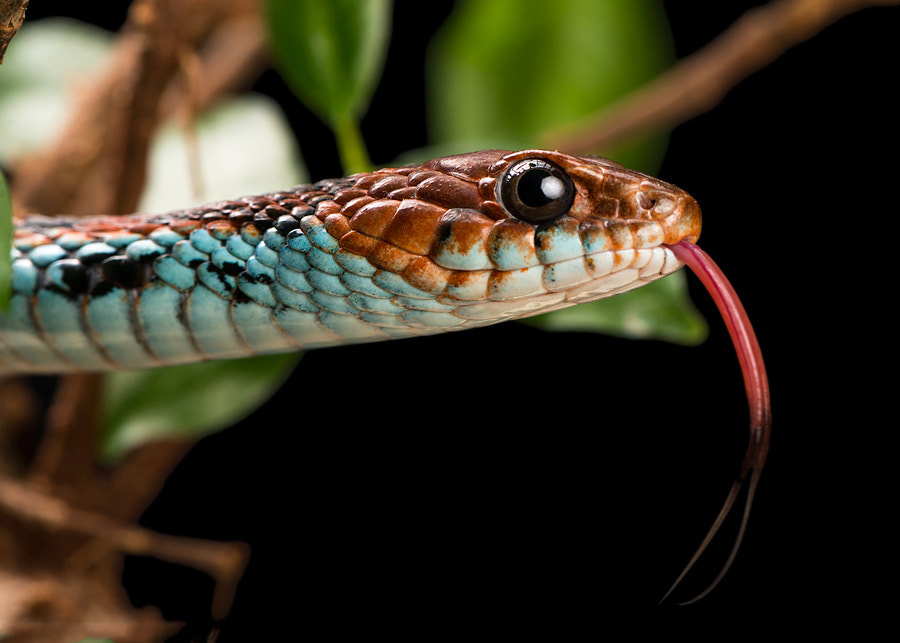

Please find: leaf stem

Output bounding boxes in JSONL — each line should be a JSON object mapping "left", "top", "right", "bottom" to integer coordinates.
{"left": 333, "top": 114, "right": 372, "bottom": 175}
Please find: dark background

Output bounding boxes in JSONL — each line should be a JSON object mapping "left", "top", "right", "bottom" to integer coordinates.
{"left": 17, "top": 1, "right": 899, "bottom": 638}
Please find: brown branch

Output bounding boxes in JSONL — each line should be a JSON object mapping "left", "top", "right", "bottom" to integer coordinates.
{"left": 12, "top": 0, "right": 264, "bottom": 216}
{"left": 542, "top": 0, "right": 900, "bottom": 155}
{"left": 0, "top": 0, "right": 29, "bottom": 63}
{"left": 27, "top": 374, "right": 103, "bottom": 492}
{"left": 0, "top": 473, "right": 250, "bottom": 621}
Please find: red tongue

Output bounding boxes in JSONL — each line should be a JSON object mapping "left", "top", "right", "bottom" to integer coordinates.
{"left": 660, "top": 240, "right": 772, "bottom": 604}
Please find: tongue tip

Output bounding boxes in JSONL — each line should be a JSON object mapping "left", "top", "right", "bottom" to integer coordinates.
{"left": 660, "top": 240, "right": 772, "bottom": 603}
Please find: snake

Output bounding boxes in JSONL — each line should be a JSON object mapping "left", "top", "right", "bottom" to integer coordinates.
{"left": 0, "top": 148, "right": 769, "bottom": 601}
{"left": 0, "top": 149, "right": 700, "bottom": 373}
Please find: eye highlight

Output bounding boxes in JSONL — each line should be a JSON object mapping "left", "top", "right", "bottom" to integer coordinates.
{"left": 498, "top": 158, "right": 576, "bottom": 224}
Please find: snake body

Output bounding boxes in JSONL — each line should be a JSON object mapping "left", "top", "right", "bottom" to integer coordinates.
{"left": 0, "top": 149, "right": 701, "bottom": 374}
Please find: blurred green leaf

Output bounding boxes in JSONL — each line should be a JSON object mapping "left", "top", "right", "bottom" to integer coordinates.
{"left": 0, "top": 169, "right": 11, "bottom": 311}
{"left": 101, "top": 353, "right": 299, "bottom": 462}
{"left": 264, "top": 0, "right": 392, "bottom": 173}
{"left": 427, "top": 0, "right": 705, "bottom": 343}
{"left": 427, "top": 0, "right": 674, "bottom": 172}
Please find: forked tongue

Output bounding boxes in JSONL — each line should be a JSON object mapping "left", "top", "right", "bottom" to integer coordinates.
{"left": 660, "top": 240, "right": 771, "bottom": 604}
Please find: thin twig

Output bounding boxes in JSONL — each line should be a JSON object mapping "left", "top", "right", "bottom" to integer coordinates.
{"left": 542, "top": 0, "right": 900, "bottom": 155}
{"left": 28, "top": 373, "right": 102, "bottom": 492}
{"left": 0, "top": 473, "right": 250, "bottom": 620}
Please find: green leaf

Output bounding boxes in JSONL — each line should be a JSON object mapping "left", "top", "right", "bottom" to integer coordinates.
{"left": 101, "top": 353, "right": 300, "bottom": 462}
{"left": 427, "top": 0, "right": 705, "bottom": 343}
{"left": 427, "top": 0, "right": 674, "bottom": 172}
{"left": 0, "top": 169, "right": 11, "bottom": 312}
{"left": 263, "top": 0, "right": 392, "bottom": 173}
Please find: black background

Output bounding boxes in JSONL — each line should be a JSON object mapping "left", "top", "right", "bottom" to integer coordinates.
{"left": 16, "top": 1, "right": 899, "bottom": 638}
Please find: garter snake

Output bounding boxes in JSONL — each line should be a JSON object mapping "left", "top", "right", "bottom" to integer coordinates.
{"left": 0, "top": 149, "right": 700, "bottom": 374}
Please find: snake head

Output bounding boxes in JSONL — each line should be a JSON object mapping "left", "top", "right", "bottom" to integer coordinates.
{"left": 327, "top": 149, "right": 701, "bottom": 325}
{"left": 490, "top": 149, "right": 700, "bottom": 245}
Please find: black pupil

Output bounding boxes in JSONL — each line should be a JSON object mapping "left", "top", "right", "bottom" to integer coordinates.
{"left": 517, "top": 168, "right": 558, "bottom": 207}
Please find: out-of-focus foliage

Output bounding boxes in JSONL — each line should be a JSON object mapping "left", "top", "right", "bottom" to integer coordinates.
{"left": 101, "top": 353, "right": 299, "bottom": 461}
{"left": 427, "top": 0, "right": 673, "bottom": 173}
{"left": 264, "top": 0, "right": 392, "bottom": 172}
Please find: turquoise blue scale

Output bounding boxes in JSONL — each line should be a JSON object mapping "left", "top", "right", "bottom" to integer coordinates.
{"left": 125, "top": 239, "right": 166, "bottom": 262}
{"left": 245, "top": 256, "right": 275, "bottom": 282}
{"left": 1, "top": 295, "right": 62, "bottom": 368}
{"left": 340, "top": 272, "right": 392, "bottom": 299}
{"left": 76, "top": 242, "right": 117, "bottom": 263}
{"left": 90, "top": 285, "right": 161, "bottom": 368}
{"left": 171, "top": 239, "right": 207, "bottom": 266}
{"left": 28, "top": 244, "right": 68, "bottom": 267}
{"left": 348, "top": 292, "right": 405, "bottom": 315}
{"left": 148, "top": 227, "right": 185, "bottom": 247}
{"left": 237, "top": 273, "right": 277, "bottom": 307}
{"left": 306, "top": 270, "right": 350, "bottom": 298}
{"left": 279, "top": 246, "right": 310, "bottom": 272}
{"left": 254, "top": 242, "right": 280, "bottom": 268}
{"left": 11, "top": 259, "right": 38, "bottom": 294}
{"left": 188, "top": 228, "right": 224, "bottom": 254}
{"left": 274, "top": 264, "right": 312, "bottom": 294}
{"left": 197, "top": 262, "right": 236, "bottom": 297}
{"left": 333, "top": 249, "right": 377, "bottom": 277}
{"left": 154, "top": 255, "right": 197, "bottom": 291}
{"left": 371, "top": 271, "right": 433, "bottom": 299}
{"left": 34, "top": 287, "right": 110, "bottom": 369}
{"left": 210, "top": 246, "right": 244, "bottom": 274}
{"left": 225, "top": 234, "right": 257, "bottom": 260}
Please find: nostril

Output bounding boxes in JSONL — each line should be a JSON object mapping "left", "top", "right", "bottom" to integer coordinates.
{"left": 637, "top": 193, "right": 656, "bottom": 210}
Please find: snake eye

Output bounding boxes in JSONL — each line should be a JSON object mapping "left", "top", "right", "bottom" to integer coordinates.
{"left": 498, "top": 158, "right": 575, "bottom": 224}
